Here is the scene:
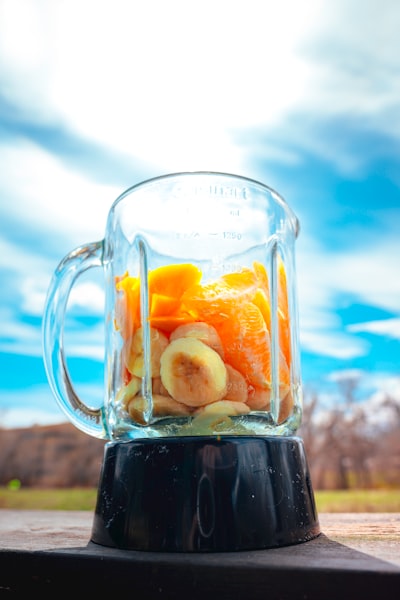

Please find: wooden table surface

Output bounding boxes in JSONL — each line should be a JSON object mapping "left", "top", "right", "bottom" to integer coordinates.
{"left": 0, "top": 510, "right": 399, "bottom": 598}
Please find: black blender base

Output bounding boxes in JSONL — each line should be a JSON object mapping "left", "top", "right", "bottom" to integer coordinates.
{"left": 91, "top": 435, "right": 320, "bottom": 552}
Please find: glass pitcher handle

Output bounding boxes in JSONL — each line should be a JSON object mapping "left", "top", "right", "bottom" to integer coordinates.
{"left": 42, "top": 241, "right": 108, "bottom": 439}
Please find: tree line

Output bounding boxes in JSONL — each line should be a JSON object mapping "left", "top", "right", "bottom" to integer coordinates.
{"left": 299, "top": 384, "right": 400, "bottom": 489}
{"left": 0, "top": 380, "right": 399, "bottom": 489}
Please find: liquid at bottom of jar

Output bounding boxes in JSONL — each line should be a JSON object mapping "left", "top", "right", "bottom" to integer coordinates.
{"left": 110, "top": 407, "right": 302, "bottom": 441}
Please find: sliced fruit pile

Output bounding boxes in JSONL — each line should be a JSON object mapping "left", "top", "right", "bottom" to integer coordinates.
{"left": 115, "top": 261, "right": 293, "bottom": 425}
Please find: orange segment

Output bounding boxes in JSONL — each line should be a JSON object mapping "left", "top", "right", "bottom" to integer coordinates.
{"left": 212, "top": 302, "right": 271, "bottom": 388}
{"left": 252, "top": 288, "right": 271, "bottom": 332}
{"left": 148, "top": 264, "right": 202, "bottom": 333}
{"left": 150, "top": 293, "right": 181, "bottom": 318}
{"left": 148, "top": 263, "right": 202, "bottom": 297}
{"left": 220, "top": 268, "right": 258, "bottom": 291}
{"left": 115, "top": 262, "right": 292, "bottom": 395}
{"left": 149, "top": 314, "right": 196, "bottom": 333}
{"left": 253, "top": 259, "right": 291, "bottom": 368}
{"left": 277, "top": 259, "right": 291, "bottom": 366}
{"left": 148, "top": 265, "right": 202, "bottom": 333}
{"left": 252, "top": 260, "right": 271, "bottom": 331}
{"left": 253, "top": 261, "right": 269, "bottom": 295}
{"left": 180, "top": 263, "right": 291, "bottom": 390}
{"left": 115, "top": 274, "right": 140, "bottom": 339}
{"left": 115, "top": 264, "right": 202, "bottom": 338}
{"left": 278, "top": 308, "right": 291, "bottom": 367}
{"left": 278, "top": 258, "right": 289, "bottom": 316}
{"left": 181, "top": 267, "right": 258, "bottom": 321}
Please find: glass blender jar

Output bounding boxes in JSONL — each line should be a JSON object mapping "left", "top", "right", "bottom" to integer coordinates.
{"left": 42, "top": 171, "right": 319, "bottom": 551}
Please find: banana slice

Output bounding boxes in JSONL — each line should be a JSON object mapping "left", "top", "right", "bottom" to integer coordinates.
{"left": 170, "top": 322, "right": 225, "bottom": 358}
{"left": 191, "top": 400, "right": 250, "bottom": 433}
{"left": 160, "top": 337, "right": 228, "bottom": 407}
{"left": 247, "top": 385, "right": 293, "bottom": 423}
{"left": 152, "top": 376, "right": 171, "bottom": 397}
{"left": 278, "top": 390, "right": 294, "bottom": 423}
{"left": 126, "top": 393, "right": 193, "bottom": 424}
{"left": 116, "top": 375, "right": 141, "bottom": 408}
{"left": 195, "top": 400, "right": 250, "bottom": 417}
{"left": 223, "top": 364, "right": 248, "bottom": 403}
{"left": 126, "top": 326, "right": 169, "bottom": 377}
{"left": 247, "top": 386, "right": 271, "bottom": 411}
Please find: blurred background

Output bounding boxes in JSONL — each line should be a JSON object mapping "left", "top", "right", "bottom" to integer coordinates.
{"left": 0, "top": 0, "right": 399, "bottom": 493}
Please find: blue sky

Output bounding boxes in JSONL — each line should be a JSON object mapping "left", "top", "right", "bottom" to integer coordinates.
{"left": 0, "top": 0, "right": 399, "bottom": 428}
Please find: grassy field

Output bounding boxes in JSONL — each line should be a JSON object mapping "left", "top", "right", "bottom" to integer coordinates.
{"left": 314, "top": 489, "right": 400, "bottom": 512}
{"left": 0, "top": 486, "right": 399, "bottom": 512}
{"left": 0, "top": 487, "right": 98, "bottom": 510}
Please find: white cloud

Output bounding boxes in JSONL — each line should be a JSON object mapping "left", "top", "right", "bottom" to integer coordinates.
{"left": 296, "top": 232, "right": 400, "bottom": 354}
{"left": 358, "top": 378, "right": 400, "bottom": 428}
{"left": 362, "top": 373, "right": 400, "bottom": 397}
{"left": 0, "top": 384, "right": 65, "bottom": 428}
{"left": 303, "top": 372, "right": 400, "bottom": 430}
{"left": 247, "top": 2, "right": 400, "bottom": 178}
{"left": 0, "top": 0, "right": 324, "bottom": 173}
{"left": 63, "top": 320, "right": 105, "bottom": 361}
{"left": 1, "top": 0, "right": 400, "bottom": 431}
{"left": 0, "top": 407, "right": 65, "bottom": 429}
{"left": 300, "top": 329, "right": 369, "bottom": 359}
{"left": 0, "top": 243, "right": 105, "bottom": 360}
{"left": 348, "top": 318, "right": 400, "bottom": 340}
{"left": 20, "top": 272, "right": 55, "bottom": 314}
{"left": 64, "top": 341, "right": 104, "bottom": 362}
{"left": 1, "top": 0, "right": 399, "bottom": 179}
{"left": 0, "top": 303, "right": 104, "bottom": 360}
{"left": 0, "top": 306, "right": 42, "bottom": 356}
{"left": 69, "top": 282, "right": 104, "bottom": 314}
{"left": 330, "top": 245, "right": 400, "bottom": 314}
{"left": 327, "top": 369, "right": 365, "bottom": 383}
{"left": 297, "top": 1, "right": 400, "bottom": 150}
{"left": 0, "top": 140, "right": 119, "bottom": 245}
{"left": 0, "top": 236, "right": 52, "bottom": 277}
{"left": 0, "top": 382, "right": 104, "bottom": 429}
